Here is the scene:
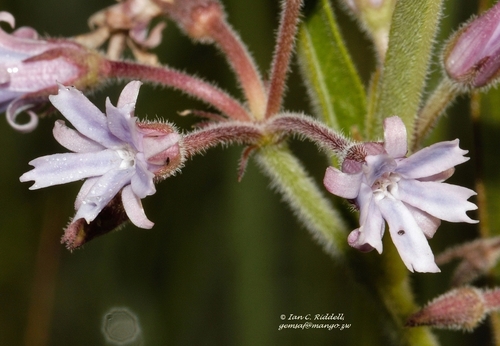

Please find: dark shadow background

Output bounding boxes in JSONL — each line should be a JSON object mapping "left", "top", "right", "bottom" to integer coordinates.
{"left": 0, "top": 0, "right": 493, "bottom": 345}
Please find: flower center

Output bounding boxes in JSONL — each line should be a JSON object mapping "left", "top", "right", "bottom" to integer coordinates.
{"left": 372, "top": 172, "right": 401, "bottom": 200}
{"left": 116, "top": 148, "right": 136, "bottom": 169}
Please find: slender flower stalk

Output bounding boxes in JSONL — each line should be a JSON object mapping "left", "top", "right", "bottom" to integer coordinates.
{"left": 264, "top": 0, "right": 303, "bottom": 118}
{"left": 412, "top": 77, "right": 458, "bottom": 150}
{"left": 155, "top": 0, "right": 267, "bottom": 118}
{"left": 200, "top": 8, "right": 268, "bottom": 118}
{"left": 104, "top": 59, "right": 251, "bottom": 121}
{"left": 182, "top": 121, "right": 263, "bottom": 158}
{"left": 268, "top": 113, "right": 351, "bottom": 155}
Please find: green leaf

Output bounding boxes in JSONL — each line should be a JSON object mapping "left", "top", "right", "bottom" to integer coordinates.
{"left": 374, "top": 0, "right": 444, "bottom": 138}
{"left": 255, "top": 144, "right": 348, "bottom": 257}
{"left": 298, "top": 0, "right": 367, "bottom": 137}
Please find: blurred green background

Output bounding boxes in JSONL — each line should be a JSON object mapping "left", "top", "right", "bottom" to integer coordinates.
{"left": 0, "top": 0, "right": 494, "bottom": 345}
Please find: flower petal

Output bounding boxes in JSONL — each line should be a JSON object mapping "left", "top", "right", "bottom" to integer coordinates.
{"left": 383, "top": 116, "right": 407, "bottom": 158}
{"left": 74, "top": 177, "right": 98, "bottom": 210}
{"left": 364, "top": 154, "right": 397, "bottom": 186}
{"left": 121, "top": 185, "right": 154, "bottom": 229}
{"left": 53, "top": 120, "right": 105, "bottom": 153}
{"left": 20, "top": 149, "right": 121, "bottom": 189}
{"left": 404, "top": 203, "right": 441, "bottom": 239}
{"left": 396, "top": 179, "right": 478, "bottom": 223}
{"left": 131, "top": 155, "right": 156, "bottom": 199}
{"left": 350, "top": 184, "right": 384, "bottom": 253}
{"left": 376, "top": 196, "right": 440, "bottom": 273}
{"left": 323, "top": 166, "right": 362, "bottom": 199}
{"left": 74, "top": 167, "right": 135, "bottom": 223}
{"left": 117, "top": 80, "right": 141, "bottom": 109}
{"left": 396, "top": 140, "right": 469, "bottom": 179}
{"left": 105, "top": 97, "right": 138, "bottom": 148}
{"left": 49, "top": 84, "right": 123, "bottom": 148}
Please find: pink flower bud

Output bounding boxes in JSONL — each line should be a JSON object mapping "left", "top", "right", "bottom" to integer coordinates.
{"left": 0, "top": 12, "right": 105, "bottom": 132}
{"left": 444, "top": 2, "right": 500, "bottom": 88}
{"left": 137, "top": 121, "right": 183, "bottom": 179}
{"left": 153, "top": 0, "right": 225, "bottom": 42}
{"left": 406, "top": 287, "right": 486, "bottom": 331}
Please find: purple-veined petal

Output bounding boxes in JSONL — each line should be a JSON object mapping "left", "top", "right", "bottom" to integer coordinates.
{"left": 117, "top": 80, "right": 141, "bottom": 109}
{"left": 376, "top": 195, "right": 440, "bottom": 273}
{"left": 73, "top": 167, "right": 135, "bottom": 223}
{"left": 49, "top": 84, "right": 123, "bottom": 148}
{"left": 130, "top": 155, "right": 155, "bottom": 199}
{"left": 364, "top": 154, "right": 397, "bottom": 186}
{"left": 350, "top": 184, "right": 384, "bottom": 253}
{"left": 395, "top": 140, "right": 469, "bottom": 179}
{"left": 383, "top": 116, "right": 407, "bottom": 158}
{"left": 323, "top": 166, "right": 362, "bottom": 199}
{"left": 396, "top": 179, "right": 478, "bottom": 223}
{"left": 20, "top": 149, "right": 121, "bottom": 189}
{"left": 105, "top": 97, "right": 139, "bottom": 148}
{"left": 53, "top": 120, "right": 105, "bottom": 153}
{"left": 121, "top": 185, "right": 154, "bottom": 229}
{"left": 74, "top": 177, "right": 98, "bottom": 210}
{"left": 404, "top": 203, "right": 441, "bottom": 239}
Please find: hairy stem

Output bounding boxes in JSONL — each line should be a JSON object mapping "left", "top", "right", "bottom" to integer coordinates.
{"left": 183, "top": 122, "right": 263, "bottom": 158}
{"left": 105, "top": 60, "right": 251, "bottom": 121}
{"left": 269, "top": 113, "right": 352, "bottom": 155}
{"left": 207, "top": 15, "right": 268, "bottom": 118}
{"left": 412, "top": 78, "right": 458, "bottom": 151}
{"left": 265, "top": 0, "right": 303, "bottom": 118}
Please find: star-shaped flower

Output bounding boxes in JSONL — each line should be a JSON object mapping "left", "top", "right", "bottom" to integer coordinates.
{"left": 323, "top": 116, "right": 478, "bottom": 272}
{"left": 20, "top": 81, "right": 182, "bottom": 245}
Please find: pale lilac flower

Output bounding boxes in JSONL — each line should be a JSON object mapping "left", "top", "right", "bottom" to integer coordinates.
{"left": 0, "top": 12, "right": 86, "bottom": 132}
{"left": 20, "top": 81, "right": 181, "bottom": 232}
{"left": 444, "top": 1, "right": 500, "bottom": 88}
{"left": 323, "top": 116, "right": 477, "bottom": 273}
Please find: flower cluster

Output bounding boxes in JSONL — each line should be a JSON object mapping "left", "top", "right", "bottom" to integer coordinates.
{"left": 20, "top": 81, "right": 182, "bottom": 247}
{"left": 323, "top": 117, "right": 477, "bottom": 272}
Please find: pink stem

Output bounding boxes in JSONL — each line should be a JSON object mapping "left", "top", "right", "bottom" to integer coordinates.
{"left": 269, "top": 113, "right": 351, "bottom": 155}
{"left": 183, "top": 122, "right": 263, "bottom": 158}
{"left": 207, "top": 17, "right": 268, "bottom": 118}
{"left": 265, "top": 0, "right": 303, "bottom": 118}
{"left": 104, "top": 60, "right": 251, "bottom": 121}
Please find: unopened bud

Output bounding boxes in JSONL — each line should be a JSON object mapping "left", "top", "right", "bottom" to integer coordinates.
{"left": 444, "top": 2, "right": 500, "bottom": 89}
{"left": 436, "top": 236, "right": 500, "bottom": 286}
{"left": 406, "top": 287, "right": 486, "bottom": 331}
{"left": 153, "top": 0, "right": 225, "bottom": 42}
{"left": 62, "top": 194, "right": 130, "bottom": 250}
{"left": 137, "top": 121, "right": 184, "bottom": 180}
